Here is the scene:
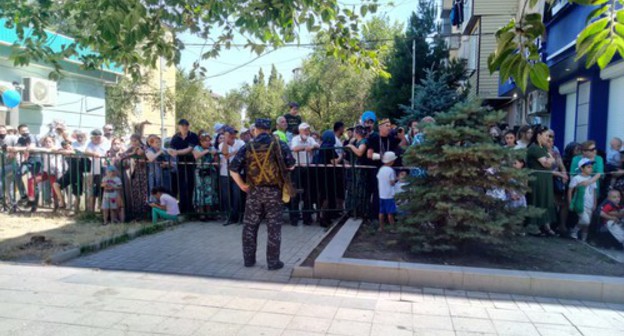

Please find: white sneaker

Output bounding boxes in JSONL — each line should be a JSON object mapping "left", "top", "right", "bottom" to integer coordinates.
{"left": 570, "top": 229, "right": 579, "bottom": 240}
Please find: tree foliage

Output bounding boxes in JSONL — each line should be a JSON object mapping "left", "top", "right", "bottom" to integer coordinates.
{"left": 285, "top": 51, "right": 375, "bottom": 131}
{"left": 489, "top": 0, "right": 624, "bottom": 93}
{"left": 399, "top": 59, "right": 469, "bottom": 124}
{"left": 242, "top": 66, "right": 287, "bottom": 123}
{"left": 368, "top": 0, "right": 450, "bottom": 121}
{"left": 2, "top": 0, "right": 386, "bottom": 81}
{"left": 400, "top": 100, "right": 540, "bottom": 252}
{"left": 175, "top": 68, "right": 239, "bottom": 132}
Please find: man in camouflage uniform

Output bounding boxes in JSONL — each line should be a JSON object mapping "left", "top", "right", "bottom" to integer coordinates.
{"left": 229, "top": 118, "right": 296, "bottom": 270}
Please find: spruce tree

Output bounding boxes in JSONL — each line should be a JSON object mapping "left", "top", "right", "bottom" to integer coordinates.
{"left": 400, "top": 100, "right": 540, "bottom": 252}
{"left": 400, "top": 59, "right": 469, "bottom": 125}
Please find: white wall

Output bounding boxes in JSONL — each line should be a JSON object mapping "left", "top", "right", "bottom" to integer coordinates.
{"left": 0, "top": 58, "right": 108, "bottom": 135}
{"left": 607, "top": 76, "right": 624, "bottom": 144}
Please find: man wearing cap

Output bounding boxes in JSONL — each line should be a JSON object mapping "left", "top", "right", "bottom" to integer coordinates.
{"left": 85, "top": 128, "right": 112, "bottom": 212}
{"left": 219, "top": 126, "right": 245, "bottom": 223}
{"left": 284, "top": 102, "right": 301, "bottom": 142}
{"left": 274, "top": 116, "right": 288, "bottom": 143}
{"left": 229, "top": 118, "right": 296, "bottom": 270}
{"left": 168, "top": 119, "right": 199, "bottom": 213}
{"left": 365, "top": 117, "right": 407, "bottom": 222}
{"left": 290, "top": 122, "right": 319, "bottom": 225}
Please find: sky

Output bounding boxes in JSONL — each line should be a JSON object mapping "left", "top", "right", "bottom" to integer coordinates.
{"left": 178, "top": 0, "right": 419, "bottom": 96}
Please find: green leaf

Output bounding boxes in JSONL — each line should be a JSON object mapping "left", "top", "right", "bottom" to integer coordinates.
{"left": 576, "top": 17, "right": 609, "bottom": 47}
{"left": 586, "top": 40, "right": 609, "bottom": 67}
{"left": 576, "top": 29, "right": 609, "bottom": 60}
{"left": 499, "top": 54, "right": 520, "bottom": 83}
{"left": 360, "top": 5, "right": 368, "bottom": 17}
{"left": 597, "top": 43, "right": 617, "bottom": 68}
{"left": 529, "top": 63, "right": 550, "bottom": 91}
{"left": 615, "top": 23, "right": 624, "bottom": 38}
{"left": 617, "top": 9, "right": 624, "bottom": 24}
{"left": 586, "top": 4, "right": 610, "bottom": 24}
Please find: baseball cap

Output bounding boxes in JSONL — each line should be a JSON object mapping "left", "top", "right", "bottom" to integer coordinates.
{"left": 378, "top": 118, "right": 391, "bottom": 126}
{"left": 214, "top": 122, "right": 225, "bottom": 132}
{"left": 240, "top": 127, "right": 249, "bottom": 134}
{"left": 288, "top": 102, "right": 299, "bottom": 108}
{"left": 255, "top": 118, "right": 271, "bottom": 130}
{"left": 298, "top": 122, "right": 311, "bottom": 130}
{"left": 223, "top": 126, "right": 238, "bottom": 134}
{"left": 578, "top": 158, "right": 595, "bottom": 169}
{"left": 382, "top": 152, "right": 397, "bottom": 164}
{"left": 91, "top": 129, "right": 102, "bottom": 136}
{"left": 361, "top": 111, "right": 377, "bottom": 123}
{"left": 178, "top": 119, "right": 190, "bottom": 126}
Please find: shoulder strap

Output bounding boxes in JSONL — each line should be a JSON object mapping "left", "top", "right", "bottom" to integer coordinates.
{"left": 250, "top": 141, "right": 274, "bottom": 182}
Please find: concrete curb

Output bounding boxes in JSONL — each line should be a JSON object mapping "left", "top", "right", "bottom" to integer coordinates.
{"left": 311, "top": 219, "right": 624, "bottom": 303}
{"left": 46, "top": 219, "right": 182, "bottom": 265}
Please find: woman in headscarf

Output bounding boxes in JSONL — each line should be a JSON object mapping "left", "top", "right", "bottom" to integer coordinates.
{"left": 346, "top": 125, "right": 370, "bottom": 218}
{"left": 526, "top": 126, "right": 557, "bottom": 235}
{"left": 121, "top": 134, "right": 149, "bottom": 219}
{"left": 314, "top": 130, "right": 341, "bottom": 227}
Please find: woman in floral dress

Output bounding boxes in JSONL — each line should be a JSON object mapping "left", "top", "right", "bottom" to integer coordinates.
{"left": 193, "top": 132, "right": 218, "bottom": 220}
{"left": 121, "top": 134, "right": 149, "bottom": 220}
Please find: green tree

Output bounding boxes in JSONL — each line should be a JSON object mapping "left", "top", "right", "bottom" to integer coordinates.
{"left": 243, "top": 67, "right": 287, "bottom": 122}
{"left": 369, "top": 0, "right": 449, "bottom": 121}
{"left": 399, "top": 59, "right": 469, "bottom": 124}
{"left": 400, "top": 100, "right": 539, "bottom": 252}
{"left": 2, "top": 0, "right": 386, "bottom": 81}
{"left": 285, "top": 51, "right": 375, "bottom": 131}
{"left": 175, "top": 68, "right": 239, "bottom": 132}
{"left": 488, "top": 0, "right": 624, "bottom": 93}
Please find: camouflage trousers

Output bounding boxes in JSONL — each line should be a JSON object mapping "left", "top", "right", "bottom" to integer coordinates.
{"left": 242, "top": 186, "right": 283, "bottom": 266}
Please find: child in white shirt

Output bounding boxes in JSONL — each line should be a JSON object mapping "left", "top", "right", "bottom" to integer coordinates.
{"left": 377, "top": 152, "right": 398, "bottom": 232}
{"left": 568, "top": 158, "right": 598, "bottom": 241}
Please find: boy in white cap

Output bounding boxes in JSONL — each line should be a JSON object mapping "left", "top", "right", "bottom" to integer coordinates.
{"left": 568, "top": 158, "right": 598, "bottom": 240}
{"left": 377, "top": 152, "right": 399, "bottom": 232}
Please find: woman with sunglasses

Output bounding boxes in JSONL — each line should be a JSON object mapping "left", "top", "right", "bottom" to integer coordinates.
{"left": 569, "top": 140, "right": 604, "bottom": 195}
{"left": 526, "top": 126, "right": 558, "bottom": 236}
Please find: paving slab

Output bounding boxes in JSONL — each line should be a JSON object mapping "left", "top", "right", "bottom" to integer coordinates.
{"left": 0, "top": 263, "right": 622, "bottom": 335}
{"left": 65, "top": 221, "right": 326, "bottom": 280}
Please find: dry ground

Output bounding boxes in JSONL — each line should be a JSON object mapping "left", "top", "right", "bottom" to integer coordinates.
{"left": 0, "top": 212, "right": 149, "bottom": 262}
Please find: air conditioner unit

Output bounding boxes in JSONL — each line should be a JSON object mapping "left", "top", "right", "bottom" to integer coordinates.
{"left": 527, "top": 90, "right": 548, "bottom": 115}
{"left": 22, "top": 77, "right": 58, "bottom": 106}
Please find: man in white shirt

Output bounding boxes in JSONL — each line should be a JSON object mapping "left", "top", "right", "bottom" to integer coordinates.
{"left": 289, "top": 123, "right": 319, "bottom": 225}
{"left": 85, "top": 129, "right": 111, "bottom": 212}
{"left": 219, "top": 126, "right": 245, "bottom": 223}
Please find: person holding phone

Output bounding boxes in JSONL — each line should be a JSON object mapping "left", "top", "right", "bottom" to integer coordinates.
{"left": 148, "top": 187, "right": 180, "bottom": 224}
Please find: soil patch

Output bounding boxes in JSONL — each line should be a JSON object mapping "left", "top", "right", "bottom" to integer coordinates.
{"left": 0, "top": 213, "right": 149, "bottom": 262}
{"left": 344, "top": 225, "right": 624, "bottom": 277}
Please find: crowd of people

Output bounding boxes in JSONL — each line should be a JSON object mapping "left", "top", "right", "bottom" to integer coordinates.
{"left": 1, "top": 104, "right": 623, "bottom": 250}
{"left": 489, "top": 124, "right": 624, "bottom": 248}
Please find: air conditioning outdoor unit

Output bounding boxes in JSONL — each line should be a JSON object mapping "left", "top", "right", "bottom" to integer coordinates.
{"left": 22, "top": 77, "right": 58, "bottom": 106}
{"left": 527, "top": 90, "right": 548, "bottom": 115}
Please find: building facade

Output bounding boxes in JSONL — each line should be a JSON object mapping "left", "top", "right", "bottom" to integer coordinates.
{"left": 545, "top": 0, "right": 623, "bottom": 150}
{"left": 0, "top": 19, "right": 123, "bottom": 135}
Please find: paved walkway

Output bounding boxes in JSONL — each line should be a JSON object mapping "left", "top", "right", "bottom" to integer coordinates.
{"left": 66, "top": 222, "right": 327, "bottom": 283}
{"left": 1, "top": 263, "right": 624, "bottom": 335}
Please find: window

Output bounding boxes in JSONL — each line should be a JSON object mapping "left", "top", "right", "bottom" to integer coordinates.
{"left": 551, "top": 0, "right": 568, "bottom": 16}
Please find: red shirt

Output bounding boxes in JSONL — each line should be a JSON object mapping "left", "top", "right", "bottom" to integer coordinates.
{"left": 601, "top": 202, "right": 622, "bottom": 224}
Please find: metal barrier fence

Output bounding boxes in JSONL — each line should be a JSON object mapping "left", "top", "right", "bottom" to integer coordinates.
{"left": 0, "top": 147, "right": 371, "bottom": 223}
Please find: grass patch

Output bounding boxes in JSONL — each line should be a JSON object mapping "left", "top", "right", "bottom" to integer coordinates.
{"left": 0, "top": 213, "right": 150, "bottom": 262}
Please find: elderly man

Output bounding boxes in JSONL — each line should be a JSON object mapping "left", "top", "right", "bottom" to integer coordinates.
{"left": 274, "top": 116, "right": 288, "bottom": 143}
{"left": 84, "top": 129, "right": 111, "bottom": 212}
{"left": 219, "top": 126, "right": 245, "bottom": 224}
{"left": 229, "top": 119, "right": 295, "bottom": 270}
{"left": 103, "top": 124, "right": 115, "bottom": 141}
{"left": 290, "top": 122, "right": 319, "bottom": 225}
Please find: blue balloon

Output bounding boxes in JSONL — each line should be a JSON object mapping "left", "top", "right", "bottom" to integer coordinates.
{"left": 2, "top": 90, "right": 21, "bottom": 108}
